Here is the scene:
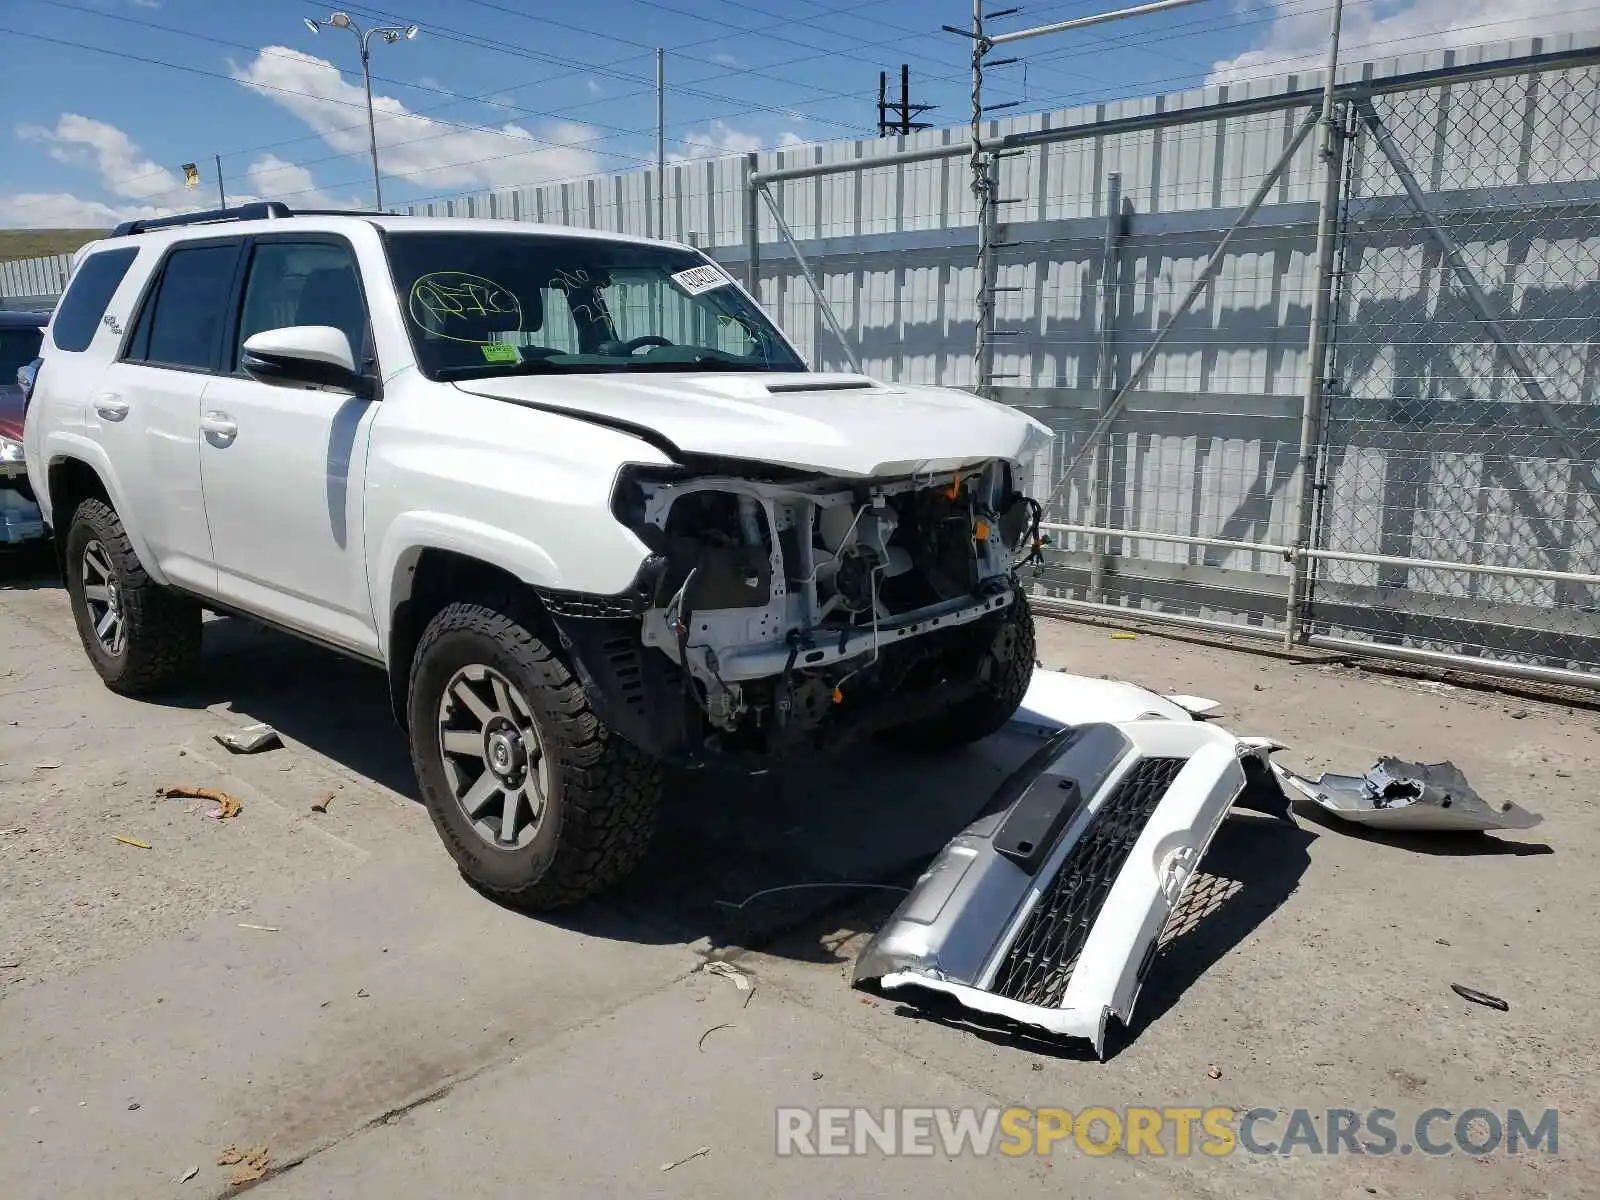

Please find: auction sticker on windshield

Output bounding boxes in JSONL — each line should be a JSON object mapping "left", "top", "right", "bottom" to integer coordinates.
{"left": 480, "top": 341, "right": 520, "bottom": 363}
{"left": 670, "top": 264, "right": 732, "bottom": 296}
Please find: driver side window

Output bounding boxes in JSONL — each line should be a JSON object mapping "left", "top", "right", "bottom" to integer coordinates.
{"left": 601, "top": 273, "right": 749, "bottom": 356}
{"left": 235, "top": 241, "right": 371, "bottom": 371}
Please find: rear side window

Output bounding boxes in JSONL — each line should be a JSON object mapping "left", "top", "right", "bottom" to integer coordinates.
{"left": 125, "top": 242, "right": 242, "bottom": 372}
{"left": 50, "top": 248, "right": 138, "bottom": 352}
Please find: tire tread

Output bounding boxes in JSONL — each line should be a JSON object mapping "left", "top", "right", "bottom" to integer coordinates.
{"left": 408, "top": 597, "right": 662, "bottom": 910}
{"left": 68, "top": 498, "right": 201, "bottom": 695}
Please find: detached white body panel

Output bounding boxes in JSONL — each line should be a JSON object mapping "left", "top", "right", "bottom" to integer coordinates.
{"left": 855, "top": 719, "right": 1268, "bottom": 1057}
{"left": 1012, "top": 669, "right": 1214, "bottom": 731}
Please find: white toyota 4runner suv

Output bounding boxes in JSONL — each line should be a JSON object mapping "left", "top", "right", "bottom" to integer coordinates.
{"left": 25, "top": 204, "right": 1052, "bottom": 908}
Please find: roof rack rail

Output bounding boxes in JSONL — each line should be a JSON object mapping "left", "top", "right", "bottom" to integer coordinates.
{"left": 109, "top": 202, "right": 392, "bottom": 238}
{"left": 112, "top": 202, "right": 291, "bottom": 237}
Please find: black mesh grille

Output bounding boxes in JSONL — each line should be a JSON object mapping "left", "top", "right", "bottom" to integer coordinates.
{"left": 990, "top": 756, "right": 1187, "bottom": 1008}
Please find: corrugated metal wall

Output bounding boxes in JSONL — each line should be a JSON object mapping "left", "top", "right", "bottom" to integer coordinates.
{"left": 0, "top": 252, "right": 71, "bottom": 310}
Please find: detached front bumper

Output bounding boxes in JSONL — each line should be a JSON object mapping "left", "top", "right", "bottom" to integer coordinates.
{"left": 0, "top": 475, "right": 45, "bottom": 544}
{"left": 853, "top": 718, "right": 1278, "bottom": 1057}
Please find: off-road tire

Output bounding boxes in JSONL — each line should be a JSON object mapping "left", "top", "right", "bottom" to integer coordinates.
{"left": 884, "top": 589, "right": 1036, "bottom": 750}
{"left": 407, "top": 597, "right": 663, "bottom": 910}
{"left": 63, "top": 498, "right": 202, "bottom": 695}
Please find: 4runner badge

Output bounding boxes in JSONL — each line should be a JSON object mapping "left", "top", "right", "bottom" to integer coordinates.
{"left": 102, "top": 313, "right": 124, "bottom": 335}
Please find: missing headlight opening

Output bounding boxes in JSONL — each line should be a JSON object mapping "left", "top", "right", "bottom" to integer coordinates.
{"left": 607, "top": 459, "right": 1042, "bottom": 758}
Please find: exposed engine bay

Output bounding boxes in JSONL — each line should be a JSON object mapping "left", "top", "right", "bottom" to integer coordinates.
{"left": 604, "top": 458, "right": 1044, "bottom": 757}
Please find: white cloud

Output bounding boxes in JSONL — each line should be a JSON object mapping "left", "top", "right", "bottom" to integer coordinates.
{"left": 17, "top": 113, "right": 183, "bottom": 201}
{"left": 231, "top": 46, "right": 608, "bottom": 191}
{"left": 1209, "top": 0, "right": 1597, "bottom": 84}
{"left": 131, "top": 0, "right": 161, "bottom": 8}
{"left": 586, "top": 79, "right": 604, "bottom": 96}
{"left": 0, "top": 191, "right": 169, "bottom": 229}
{"left": 711, "top": 52, "right": 742, "bottom": 67}
{"left": 2, "top": 116, "right": 356, "bottom": 230}
{"left": 670, "top": 120, "right": 806, "bottom": 162}
{"left": 241, "top": 154, "right": 360, "bottom": 209}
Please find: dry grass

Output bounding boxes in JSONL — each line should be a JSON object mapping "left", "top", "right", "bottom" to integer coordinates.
{"left": 0, "top": 229, "right": 107, "bottom": 263}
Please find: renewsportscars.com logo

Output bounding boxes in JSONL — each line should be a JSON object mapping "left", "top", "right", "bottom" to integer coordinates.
{"left": 775, "top": 1106, "right": 1559, "bottom": 1158}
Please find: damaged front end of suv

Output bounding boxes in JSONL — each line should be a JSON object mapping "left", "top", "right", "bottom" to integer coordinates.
{"left": 545, "top": 455, "right": 1046, "bottom": 766}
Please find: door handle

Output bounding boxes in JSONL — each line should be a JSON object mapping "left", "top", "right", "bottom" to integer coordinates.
{"left": 94, "top": 394, "right": 129, "bottom": 422}
{"left": 201, "top": 411, "right": 238, "bottom": 445}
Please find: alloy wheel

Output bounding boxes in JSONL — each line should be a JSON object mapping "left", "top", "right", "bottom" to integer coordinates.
{"left": 437, "top": 664, "right": 551, "bottom": 849}
{"left": 80, "top": 539, "right": 126, "bottom": 657}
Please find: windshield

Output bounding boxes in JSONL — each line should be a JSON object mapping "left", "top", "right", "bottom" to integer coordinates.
{"left": 384, "top": 231, "right": 807, "bottom": 381}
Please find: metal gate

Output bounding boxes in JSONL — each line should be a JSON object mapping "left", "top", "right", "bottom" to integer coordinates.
{"left": 1308, "top": 62, "right": 1600, "bottom": 683}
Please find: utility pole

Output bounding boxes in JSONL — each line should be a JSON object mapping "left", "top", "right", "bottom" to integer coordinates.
{"left": 215, "top": 153, "right": 226, "bottom": 209}
{"left": 943, "top": 0, "right": 1211, "bottom": 396}
{"left": 876, "top": 64, "right": 933, "bottom": 136}
{"left": 656, "top": 48, "right": 666, "bottom": 238}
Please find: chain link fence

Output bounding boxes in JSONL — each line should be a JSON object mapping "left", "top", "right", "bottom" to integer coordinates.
{"left": 1310, "top": 59, "right": 1600, "bottom": 679}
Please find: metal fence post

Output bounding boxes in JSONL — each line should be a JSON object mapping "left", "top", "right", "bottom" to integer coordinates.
{"left": 969, "top": 0, "right": 993, "bottom": 397}
{"left": 743, "top": 151, "right": 760, "bottom": 295}
{"left": 1087, "top": 171, "right": 1123, "bottom": 604}
{"left": 1283, "top": 0, "right": 1348, "bottom": 648}
{"left": 976, "top": 151, "right": 1000, "bottom": 397}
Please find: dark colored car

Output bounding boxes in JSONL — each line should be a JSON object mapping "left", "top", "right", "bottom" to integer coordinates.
{"left": 1, "top": 310, "right": 49, "bottom": 544}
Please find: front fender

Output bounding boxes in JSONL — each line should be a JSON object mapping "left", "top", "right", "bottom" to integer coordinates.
{"left": 373, "top": 512, "right": 568, "bottom": 657}
{"left": 38, "top": 433, "right": 171, "bottom": 588}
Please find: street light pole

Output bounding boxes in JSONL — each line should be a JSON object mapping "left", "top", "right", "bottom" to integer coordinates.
{"left": 305, "top": 12, "right": 417, "bottom": 211}
{"left": 360, "top": 34, "right": 383, "bottom": 209}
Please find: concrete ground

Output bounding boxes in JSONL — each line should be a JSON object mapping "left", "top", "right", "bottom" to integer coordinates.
{"left": 2, "top": 544, "right": 1595, "bottom": 1200}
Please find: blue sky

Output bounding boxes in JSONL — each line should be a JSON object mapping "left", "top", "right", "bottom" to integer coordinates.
{"left": 0, "top": 0, "right": 1588, "bottom": 226}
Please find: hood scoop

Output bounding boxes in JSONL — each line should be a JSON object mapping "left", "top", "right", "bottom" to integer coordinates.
{"left": 763, "top": 378, "right": 877, "bottom": 394}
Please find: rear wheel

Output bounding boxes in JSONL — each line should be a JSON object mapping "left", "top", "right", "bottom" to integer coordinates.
{"left": 63, "top": 498, "right": 201, "bottom": 695}
{"left": 883, "top": 589, "right": 1036, "bottom": 750}
{"left": 407, "top": 598, "right": 663, "bottom": 910}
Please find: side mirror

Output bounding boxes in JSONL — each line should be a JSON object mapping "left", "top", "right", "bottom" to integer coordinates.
{"left": 241, "top": 326, "right": 376, "bottom": 397}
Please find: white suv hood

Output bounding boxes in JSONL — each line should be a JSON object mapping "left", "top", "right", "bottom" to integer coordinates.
{"left": 453, "top": 371, "right": 1052, "bottom": 477}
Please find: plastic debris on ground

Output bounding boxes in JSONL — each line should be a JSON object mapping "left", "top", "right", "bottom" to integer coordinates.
{"left": 701, "top": 961, "right": 751, "bottom": 993}
{"left": 1451, "top": 983, "right": 1510, "bottom": 1011}
{"left": 1274, "top": 757, "right": 1542, "bottom": 832}
{"left": 156, "top": 786, "right": 242, "bottom": 820}
{"left": 214, "top": 723, "right": 282, "bottom": 755}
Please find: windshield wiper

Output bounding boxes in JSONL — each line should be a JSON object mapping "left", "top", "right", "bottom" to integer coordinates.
{"left": 619, "top": 355, "right": 761, "bottom": 372}
{"left": 435, "top": 359, "right": 578, "bottom": 381}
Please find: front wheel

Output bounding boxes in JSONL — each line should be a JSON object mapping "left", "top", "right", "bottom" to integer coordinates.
{"left": 63, "top": 498, "right": 201, "bottom": 695}
{"left": 883, "top": 589, "right": 1037, "bottom": 750}
{"left": 407, "top": 598, "right": 663, "bottom": 910}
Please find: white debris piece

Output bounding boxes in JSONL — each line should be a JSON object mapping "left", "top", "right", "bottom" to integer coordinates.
{"left": 1011, "top": 668, "right": 1217, "bottom": 733}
